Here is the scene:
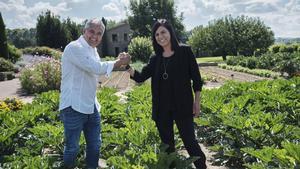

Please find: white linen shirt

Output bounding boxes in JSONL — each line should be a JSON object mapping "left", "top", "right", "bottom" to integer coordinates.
{"left": 59, "top": 35, "right": 115, "bottom": 114}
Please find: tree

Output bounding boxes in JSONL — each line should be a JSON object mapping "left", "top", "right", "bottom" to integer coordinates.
{"left": 7, "top": 28, "right": 36, "bottom": 48}
{"left": 100, "top": 17, "right": 108, "bottom": 57}
{"left": 188, "top": 15, "right": 275, "bottom": 59}
{"left": 188, "top": 26, "right": 212, "bottom": 57}
{"left": 106, "top": 19, "right": 117, "bottom": 30}
{"left": 36, "top": 10, "right": 71, "bottom": 50}
{"left": 0, "top": 12, "right": 8, "bottom": 59}
{"left": 63, "top": 17, "right": 81, "bottom": 41}
{"left": 128, "top": 0, "right": 184, "bottom": 39}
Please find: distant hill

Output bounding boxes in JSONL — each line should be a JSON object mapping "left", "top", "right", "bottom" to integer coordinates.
{"left": 275, "top": 37, "right": 300, "bottom": 44}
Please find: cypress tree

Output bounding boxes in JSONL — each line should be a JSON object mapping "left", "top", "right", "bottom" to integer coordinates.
{"left": 0, "top": 12, "right": 9, "bottom": 59}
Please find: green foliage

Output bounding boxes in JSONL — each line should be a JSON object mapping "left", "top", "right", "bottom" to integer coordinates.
{"left": 0, "top": 12, "right": 9, "bottom": 60}
{"left": 128, "top": 0, "right": 185, "bottom": 39}
{"left": 274, "top": 52, "right": 300, "bottom": 77}
{"left": 6, "top": 28, "right": 36, "bottom": 48}
{"left": 219, "top": 63, "right": 281, "bottom": 78}
{"left": 0, "top": 57, "right": 14, "bottom": 72}
{"left": 36, "top": 10, "right": 82, "bottom": 50}
{"left": 128, "top": 36, "right": 153, "bottom": 62}
{"left": 20, "top": 58, "right": 61, "bottom": 94}
{"left": 22, "top": 46, "right": 62, "bottom": 60}
{"left": 8, "top": 44, "right": 22, "bottom": 63}
{"left": 198, "top": 77, "right": 300, "bottom": 168}
{"left": 3, "top": 78, "right": 299, "bottom": 168}
{"left": 36, "top": 10, "right": 68, "bottom": 49}
{"left": 188, "top": 15, "right": 275, "bottom": 58}
{"left": 226, "top": 52, "right": 300, "bottom": 77}
{"left": 63, "top": 17, "right": 81, "bottom": 41}
{"left": 32, "top": 90, "right": 60, "bottom": 111}
{"left": 269, "top": 44, "right": 281, "bottom": 53}
{"left": 188, "top": 26, "right": 212, "bottom": 57}
{"left": 1, "top": 85, "right": 198, "bottom": 168}
{"left": 269, "top": 43, "right": 300, "bottom": 54}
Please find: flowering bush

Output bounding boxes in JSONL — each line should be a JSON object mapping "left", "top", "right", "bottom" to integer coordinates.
{"left": 0, "top": 98, "right": 24, "bottom": 112}
{"left": 20, "top": 58, "right": 61, "bottom": 94}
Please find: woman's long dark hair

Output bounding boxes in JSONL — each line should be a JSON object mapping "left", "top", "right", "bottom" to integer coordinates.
{"left": 151, "top": 19, "right": 179, "bottom": 56}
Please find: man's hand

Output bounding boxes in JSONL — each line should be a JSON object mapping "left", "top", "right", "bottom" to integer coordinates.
{"left": 118, "top": 52, "right": 131, "bottom": 65}
{"left": 114, "top": 52, "right": 131, "bottom": 69}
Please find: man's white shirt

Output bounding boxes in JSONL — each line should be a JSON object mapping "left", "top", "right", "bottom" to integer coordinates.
{"left": 59, "top": 35, "right": 115, "bottom": 114}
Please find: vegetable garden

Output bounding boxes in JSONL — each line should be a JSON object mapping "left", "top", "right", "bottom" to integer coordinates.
{"left": 1, "top": 77, "right": 299, "bottom": 168}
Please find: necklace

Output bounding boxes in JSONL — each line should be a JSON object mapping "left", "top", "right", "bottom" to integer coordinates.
{"left": 162, "top": 57, "right": 170, "bottom": 80}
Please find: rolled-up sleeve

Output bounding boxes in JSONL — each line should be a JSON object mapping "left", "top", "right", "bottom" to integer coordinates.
{"left": 65, "top": 45, "right": 115, "bottom": 75}
{"left": 105, "top": 61, "right": 116, "bottom": 77}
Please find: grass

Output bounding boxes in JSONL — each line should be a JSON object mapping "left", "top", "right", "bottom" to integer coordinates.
{"left": 196, "top": 56, "right": 224, "bottom": 63}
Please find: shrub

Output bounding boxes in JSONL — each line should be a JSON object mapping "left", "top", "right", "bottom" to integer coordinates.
{"left": 0, "top": 57, "right": 14, "bottom": 72}
{"left": 275, "top": 52, "right": 300, "bottom": 77}
{"left": 226, "top": 56, "right": 242, "bottom": 66}
{"left": 8, "top": 44, "right": 22, "bottom": 63}
{"left": 6, "top": 72, "right": 14, "bottom": 80}
{"left": 279, "top": 45, "right": 294, "bottom": 53}
{"left": 128, "top": 37, "right": 153, "bottom": 62}
{"left": 20, "top": 58, "right": 61, "bottom": 94}
{"left": 0, "top": 72, "right": 15, "bottom": 81}
{"left": 269, "top": 44, "right": 281, "bottom": 53}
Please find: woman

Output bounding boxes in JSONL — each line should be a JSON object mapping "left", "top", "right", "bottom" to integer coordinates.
{"left": 127, "top": 19, "right": 206, "bottom": 169}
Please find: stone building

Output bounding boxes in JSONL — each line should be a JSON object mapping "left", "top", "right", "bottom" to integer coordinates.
{"left": 98, "top": 22, "right": 131, "bottom": 57}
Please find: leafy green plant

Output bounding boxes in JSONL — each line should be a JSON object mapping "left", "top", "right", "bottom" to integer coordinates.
{"left": 198, "top": 77, "right": 300, "bottom": 168}
{"left": 0, "top": 57, "right": 14, "bottom": 72}
{"left": 8, "top": 44, "right": 22, "bottom": 63}
{"left": 128, "top": 36, "right": 153, "bottom": 62}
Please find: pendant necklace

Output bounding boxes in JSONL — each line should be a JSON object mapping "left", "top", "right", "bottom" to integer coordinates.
{"left": 162, "top": 57, "right": 170, "bottom": 80}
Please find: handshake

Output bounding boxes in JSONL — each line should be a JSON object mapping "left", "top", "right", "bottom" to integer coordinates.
{"left": 114, "top": 52, "right": 131, "bottom": 70}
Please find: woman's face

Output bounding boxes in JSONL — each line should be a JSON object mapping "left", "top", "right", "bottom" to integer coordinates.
{"left": 155, "top": 26, "right": 171, "bottom": 49}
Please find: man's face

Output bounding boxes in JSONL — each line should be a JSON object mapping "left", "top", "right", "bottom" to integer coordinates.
{"left": 83, "top": 24, "right": 103, "bottom": 47}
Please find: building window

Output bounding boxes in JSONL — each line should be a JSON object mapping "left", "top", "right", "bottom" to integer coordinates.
{"left": 112, "top": 34, "right": 118, "bottom": 42}
{"left": 124, "top": 33, "right": 128, "bottom": 41}
{"left": 124, "top": 47, "right": 128, "bottom": 52}
{"left": 115, "top": 47, "right": 119, "bottom": 56}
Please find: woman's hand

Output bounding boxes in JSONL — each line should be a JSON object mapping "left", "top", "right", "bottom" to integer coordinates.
{"left": 193, "top": 91, "right": 201, "bottom": 118}
{"left": 193, "top": 101, "right": 200, "bottom": 118}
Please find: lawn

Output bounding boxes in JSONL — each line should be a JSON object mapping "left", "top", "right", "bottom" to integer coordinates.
{"left": 196, "top": 56, "right": 224, "bottom": 63}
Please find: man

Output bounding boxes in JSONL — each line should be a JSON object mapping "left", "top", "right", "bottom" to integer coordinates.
{"left": 59, "top": 18, "right": 130, "bottom": 168}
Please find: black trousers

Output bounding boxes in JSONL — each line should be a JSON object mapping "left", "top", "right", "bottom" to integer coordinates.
{"left": 155, "top": 111, "right": 207, "bottom": 169}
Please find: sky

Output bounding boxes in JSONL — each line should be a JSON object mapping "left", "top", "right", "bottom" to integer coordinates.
{"left": 1, "top": 0, "right": 300, "bottom": 38}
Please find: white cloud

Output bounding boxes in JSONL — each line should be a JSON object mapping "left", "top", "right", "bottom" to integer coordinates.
{"left": 102, "top": 0, "right": 128, "bottom": 21}
{"left": 70, "top": 0, "right": 87, "bottom": 3}
{"left": 1, "top": 0, "right": 71, "bottom": 29}
{"left": 0, "top": 1, "right": 9, "bottom": 10}
{"left": 102, "top": 2, "right": 121, "bottom": 14}
{"left": 285, "top": 0, "right": 300, "bottom": 13}
{"left": 176, "top": 0, "right": 198, "bottom": 17}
